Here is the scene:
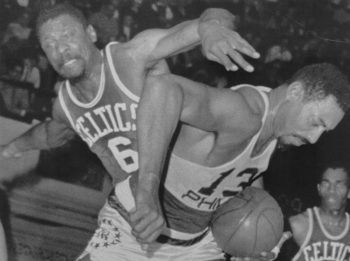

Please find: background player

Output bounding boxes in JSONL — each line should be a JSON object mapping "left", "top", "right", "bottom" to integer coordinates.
{"left": 288, "top": 161, "right": 350, "bottom": 261}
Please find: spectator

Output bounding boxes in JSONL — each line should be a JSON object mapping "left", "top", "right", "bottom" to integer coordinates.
{"left": 120, "top": 11, "right": 138, "bottom": 41}
{"left": 20, "top": 56, "right": 40, "bottom": 89}
{"left": 88, "top": 0, "right": 120, "bottom": 48}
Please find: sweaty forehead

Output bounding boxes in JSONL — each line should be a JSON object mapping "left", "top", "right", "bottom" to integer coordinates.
{"left": 323, "top": 168, "right": 348, "bottom": 182}
{"left": 39, "top": 14, "right": 83, "bottom": 37}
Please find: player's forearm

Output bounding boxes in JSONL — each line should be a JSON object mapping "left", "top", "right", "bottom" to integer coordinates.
{"left": 137, "top": 76, "right": 183, "bottom": 193}
{"left": 149, "top": 8, "right": 236, "bottom": 61}
{"left": 3, "top": 120, "right": 73, "bottom": 156}
{"left": 8, "top": 122, "right": 53, "bottom": 153}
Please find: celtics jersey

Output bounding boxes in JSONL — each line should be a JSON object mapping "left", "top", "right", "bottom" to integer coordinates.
{"left": 292, "top": 207, "right": 350, "bottom": 261}
{"left": 58, "top": 42, "right": 139, "bottom": 184}
{"left": 161, "top": 85, "right": 277, "bottom": 233}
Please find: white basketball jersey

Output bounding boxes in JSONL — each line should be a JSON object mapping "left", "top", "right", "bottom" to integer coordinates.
{"left": 163, "top": 85, "right": 277, "bottom": 213}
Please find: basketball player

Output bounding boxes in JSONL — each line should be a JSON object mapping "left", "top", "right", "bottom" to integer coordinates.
{"left": 289, "top": 162, "right": 350, "bottom": 261}
{"left": 0, "top": 3, "right": 264, "bottom": 261}
{"left": 128, "top": 63, "right": 350, "bottom": 261}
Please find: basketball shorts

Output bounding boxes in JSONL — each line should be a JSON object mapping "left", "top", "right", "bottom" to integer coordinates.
{"left": 77, "top": 177, "right": 224, "bottom": 261}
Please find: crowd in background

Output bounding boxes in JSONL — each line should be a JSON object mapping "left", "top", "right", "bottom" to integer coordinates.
{"left": 1, "top": 0, "right": 350, "bottom": 214}
{"left": 1, "top": 0, "right": 350, "bottom": 121}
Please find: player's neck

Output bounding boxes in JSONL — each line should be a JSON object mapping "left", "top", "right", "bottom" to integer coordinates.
{"left": 254, "top": 87, "right": 286, "bottom": 152}
{"left": 69, "top": 50, "right": 104, "bottom": 102}
{"left": 319, "top": 207, "right": 347, "bottom": 227}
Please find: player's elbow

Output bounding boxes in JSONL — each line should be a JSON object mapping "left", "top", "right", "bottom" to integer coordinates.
{"left": 144, "top": 74, "right": 184, "bottom": 109}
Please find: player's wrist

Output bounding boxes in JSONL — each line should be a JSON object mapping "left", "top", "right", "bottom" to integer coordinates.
{"left": 199, "top": 8, "right": 236, "bottom": 31}
{"left": 198, "top": 20, "right": 221, "bottom": 40}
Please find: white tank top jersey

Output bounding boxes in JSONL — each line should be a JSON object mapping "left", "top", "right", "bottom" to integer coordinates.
{"left": 58, "top": 42, "right": 140, "bottom": 184}
{"left": 162, "top": 85, "right": 277, "bottom": 232}
{"left": 292, "top": 207, "right": 350, "bottom": 261}
{"left": 57, "top": 42, "right": 277, "bottom": 234}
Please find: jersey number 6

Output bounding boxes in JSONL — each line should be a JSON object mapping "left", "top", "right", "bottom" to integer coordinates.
{"left": 108, "top": 136, "right": 138, "bottom": 173}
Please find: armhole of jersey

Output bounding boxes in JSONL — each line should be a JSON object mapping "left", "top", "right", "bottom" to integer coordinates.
{"left": 229, "top": 84, "right": 270, "bottom": 123}
{"left": 292, "top": 208, "right": 313, "bottom": 261}
{"left": 58, "top": 82, "right": 76, "bottom": 131}
{"left": 105, "top": 42, "right": 140, "bottom": 102}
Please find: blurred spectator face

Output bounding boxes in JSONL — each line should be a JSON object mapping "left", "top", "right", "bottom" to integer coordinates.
{"left": 123, "top": 14, "right": 134, "bottom": 27}
{"left": 18, "top": 12, "right": 31, "bottom": 27}
{"left": 10, "top": 65, "right": 22, "bottom": 79}
{"left": 39, "top": 15, "right": 97, "bottom": 80}
{"left": 23, "top": 58, "right": 32, "bottom": 68}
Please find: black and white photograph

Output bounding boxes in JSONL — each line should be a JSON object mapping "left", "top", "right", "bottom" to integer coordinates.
{"left": 1, "top": 0, "right": 350, "bottom": 260}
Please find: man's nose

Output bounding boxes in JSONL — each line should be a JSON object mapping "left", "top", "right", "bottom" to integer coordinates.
{"left": 57, "top": 43, "right": 68, "bottom": 55}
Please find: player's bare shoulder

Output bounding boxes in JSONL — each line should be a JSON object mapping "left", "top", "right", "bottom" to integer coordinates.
{"left": 289, "top": 210, "right": 310, "bottom": 246}
{"left": 109, "top": 42, "right": 137, "bottom": 67}
{"left": 235, "top": 85, "right": 266, "bottom": 119}
{"left": 220, "top": 85, "right": 266, "bottom": 136}
{"left": 107, "top": 42, "right": 145, "bottom": 95}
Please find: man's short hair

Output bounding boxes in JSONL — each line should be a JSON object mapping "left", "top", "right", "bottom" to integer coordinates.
{"left": 285, "top": 63, "right": 350, "bottom": 112}
{"left": 36, "top": 3, "right": 88, "bottom": 37}
{"left": 318, "top": 160, "right": 350, "bottom": 186}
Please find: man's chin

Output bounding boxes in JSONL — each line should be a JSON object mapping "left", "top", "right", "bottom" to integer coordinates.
{"left": 60, "top": 70, "right": 84, "bottom": 81}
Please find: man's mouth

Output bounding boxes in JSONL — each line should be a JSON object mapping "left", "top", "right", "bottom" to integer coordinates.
{"left": 63, "top": 59, "right": 77, "bottom": 67}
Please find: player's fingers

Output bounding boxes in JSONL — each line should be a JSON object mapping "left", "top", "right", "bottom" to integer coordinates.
{"left": 232, "top": 35, "right": 260, "bottom": 59}
{"left": 137, "top": 221, "right": 164, "bottom": 243}
{"left": 210, "top": 49, "right": 238, "bottom": 71}
{"left": 278, "top": 231, "right": 292, "bottom": 247}
{"left": 225, "top": 48, "right": 254, "bottom": 72}
{"left": 129, "top": 206, "right": 148, "bottom": 224}
{"left": 132, "top": 212, "right": 159, "bottom": 235}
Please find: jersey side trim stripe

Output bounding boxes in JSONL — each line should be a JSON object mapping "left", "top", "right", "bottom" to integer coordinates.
{"left": 105, "top": 42, "right": 140, "bottom": 103}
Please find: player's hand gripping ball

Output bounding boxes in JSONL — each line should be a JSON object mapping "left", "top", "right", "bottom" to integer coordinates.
{"left": 211, "top": 187, "right": 284, "bottom": 258}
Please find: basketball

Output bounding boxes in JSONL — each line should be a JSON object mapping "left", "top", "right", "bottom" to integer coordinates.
{"left": 211, "top": 187, "right": 284, "bottom": 257}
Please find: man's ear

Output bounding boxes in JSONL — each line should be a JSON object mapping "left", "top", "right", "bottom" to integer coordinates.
{"left": 286, "top": 81, "right": 305, "bottom": 102}
{"left": 317, "top": 184, "right": 321, "bottom": 195}
{"left": 86, "top": 25, "right": 97, "bottom": 43}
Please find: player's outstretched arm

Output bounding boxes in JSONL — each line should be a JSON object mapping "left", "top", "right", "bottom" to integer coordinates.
{"left": 1, "top": 99, "right": 75, "bottom": 158}
{"left": 1, "top": 120, "right": 74, "bottom": 158}
{"left": 127, "top": 8, "right": 259, "bottom": 72}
